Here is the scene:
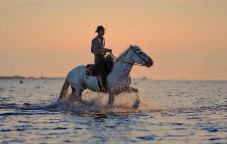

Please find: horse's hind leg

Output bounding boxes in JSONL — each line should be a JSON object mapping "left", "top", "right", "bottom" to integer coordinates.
{"left": 68, "top": 87, "right": 92, "bottom": 105}
{"left": 68, "top": 87, "right": 83, "bottom": 103}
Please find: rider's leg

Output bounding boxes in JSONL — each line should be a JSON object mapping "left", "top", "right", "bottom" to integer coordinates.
{"left": 94, "top": 54, "right": 109, "bottom": 92}
{"left": 102, "top": 75, "right": 107, "bottom": 92}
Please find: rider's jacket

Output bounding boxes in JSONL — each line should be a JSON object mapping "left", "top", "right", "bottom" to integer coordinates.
{"left": 91, "top": 36, "right": 106, "bottom": 56}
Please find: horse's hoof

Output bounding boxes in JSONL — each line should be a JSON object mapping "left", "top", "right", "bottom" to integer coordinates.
{"left": 132, "top": 100, "right": 140, "bottom": 109}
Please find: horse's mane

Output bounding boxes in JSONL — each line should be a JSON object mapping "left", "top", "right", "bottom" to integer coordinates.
{"left": 117, "top": 45, "right": 140, "bottom": 60}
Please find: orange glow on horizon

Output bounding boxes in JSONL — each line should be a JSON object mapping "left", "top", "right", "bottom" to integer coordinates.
{"left": 0, "top": 0, "right": 227, "bottom": 80}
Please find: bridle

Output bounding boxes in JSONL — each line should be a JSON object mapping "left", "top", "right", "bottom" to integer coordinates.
{"left": 111, "top": 45, "right": 148, "bottom": 66}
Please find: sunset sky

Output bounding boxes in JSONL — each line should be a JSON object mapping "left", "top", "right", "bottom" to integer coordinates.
{"left": 0, "top": 0, "right": 226, "bottom": 80}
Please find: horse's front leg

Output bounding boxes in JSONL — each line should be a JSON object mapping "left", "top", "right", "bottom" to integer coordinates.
{"left": 106, "top": 86, "right": 127, "bottom": 107}
{"left": 107, "top": 93, "right": 116, "bottom": 107}
{"left": 125, "top": 87, "right": 139, "bottom": 93}
{"left": 131, "top": 88, "right": 140, "bottom": 109}
{"left": 120, "top": 87, "right": 141, "bottom": 109}
{"left": 107, "top": 87, "right": 140, "bottom": 108}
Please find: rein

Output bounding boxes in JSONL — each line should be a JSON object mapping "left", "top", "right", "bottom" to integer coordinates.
{"left": 110, "top": 46, "right": 147, "bottom": 66}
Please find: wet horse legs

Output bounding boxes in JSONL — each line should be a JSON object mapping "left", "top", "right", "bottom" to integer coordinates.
{"left": 107, "top": 87, "right": 140, "bottom": 108}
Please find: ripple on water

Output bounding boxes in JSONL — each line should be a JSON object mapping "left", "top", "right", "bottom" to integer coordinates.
{"left": 0, "top": 79, "right": 227, "bottom": 143}
{"left": 137, "top": 135, "right": 155, "bottom": 141}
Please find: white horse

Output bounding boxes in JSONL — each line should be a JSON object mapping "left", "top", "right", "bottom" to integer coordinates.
{"left": 58, "top": 45, "right": 153, "bottom": 108}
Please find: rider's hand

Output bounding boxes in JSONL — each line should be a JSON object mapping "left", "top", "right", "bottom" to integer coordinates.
{"left": 108, "top": 49, "right": 112, "bottom": 53}
{"left": 105, "top": 48, "right": 112, "bottom": 53}
{"left": 104, "top": 48, "right": 109, "bottom": 53}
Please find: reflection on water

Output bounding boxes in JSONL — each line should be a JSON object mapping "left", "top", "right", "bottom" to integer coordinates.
{"left": 0, "top": 79, "right": 226, "bottom": 143}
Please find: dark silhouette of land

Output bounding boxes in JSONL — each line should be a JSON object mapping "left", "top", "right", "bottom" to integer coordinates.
{"left": 0, "top": 76, "right": 64, "bottom": 79}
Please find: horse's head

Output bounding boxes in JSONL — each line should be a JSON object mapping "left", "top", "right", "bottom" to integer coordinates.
{"left": 127, "top": 45, "right": 153, "bottom": 67}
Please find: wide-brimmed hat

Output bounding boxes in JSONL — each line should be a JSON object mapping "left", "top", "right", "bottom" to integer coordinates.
{"left": 95, "top": 25, "right": 106, "bottom": 32}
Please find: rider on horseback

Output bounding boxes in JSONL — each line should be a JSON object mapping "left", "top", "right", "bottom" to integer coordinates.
{"left": 91, "top": 25, "right": 112, "bottom": 91}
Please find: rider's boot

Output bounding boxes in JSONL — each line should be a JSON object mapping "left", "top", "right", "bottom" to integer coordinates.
{"left": 102, "top": 75, "right": 108, "bottom": 92}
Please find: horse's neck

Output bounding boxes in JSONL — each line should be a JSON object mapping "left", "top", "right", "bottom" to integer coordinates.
{"left": 115, "top": 61, "right": 132, "bottom": 77}
{"left": 108, "top": 52, "right": 133, "bottom": 80}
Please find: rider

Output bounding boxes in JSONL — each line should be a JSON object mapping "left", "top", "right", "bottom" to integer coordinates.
{"left": 91, "top": 25, "right": 112, "bottom": 91}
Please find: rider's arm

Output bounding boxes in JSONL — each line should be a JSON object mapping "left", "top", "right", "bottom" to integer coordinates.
{"left": 91, "top": 39, "right": 106, "bottom": 55}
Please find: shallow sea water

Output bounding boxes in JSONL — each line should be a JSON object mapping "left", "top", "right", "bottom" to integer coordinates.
{"left": 0, "top": 79, "right": 226, "bottom": 144}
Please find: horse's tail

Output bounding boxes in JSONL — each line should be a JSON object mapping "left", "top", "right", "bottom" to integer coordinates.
{"left": 58, "top": 78, "right": 70, "bottom": 99}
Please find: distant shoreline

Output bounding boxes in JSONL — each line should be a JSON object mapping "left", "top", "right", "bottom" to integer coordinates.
{"left": 0, "top": 76, "right": 64, "bottom": 79}
{"left": 0, "top": 76, "right": 226, "bottom": 81}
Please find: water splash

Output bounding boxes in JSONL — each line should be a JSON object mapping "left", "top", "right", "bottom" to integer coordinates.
{"left": 0, "top": 90, "right": 165, "bottom": 114}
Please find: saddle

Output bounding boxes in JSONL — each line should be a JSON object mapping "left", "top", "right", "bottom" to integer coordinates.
{"left": 86, "top": 54, "right": 114, "bottom": 77}
{"left": 86, "top": 64, "right": 107, "bottom": 92}
{"left": 86, "top": 64, "right": 100, "bottom": 76}
{"left": 85, "top": 54, "right": 114, "bottom": 92}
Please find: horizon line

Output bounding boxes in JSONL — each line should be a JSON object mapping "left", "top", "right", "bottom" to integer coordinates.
{"left": 0, "top": 76, "right": 226, "bottom": 81}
